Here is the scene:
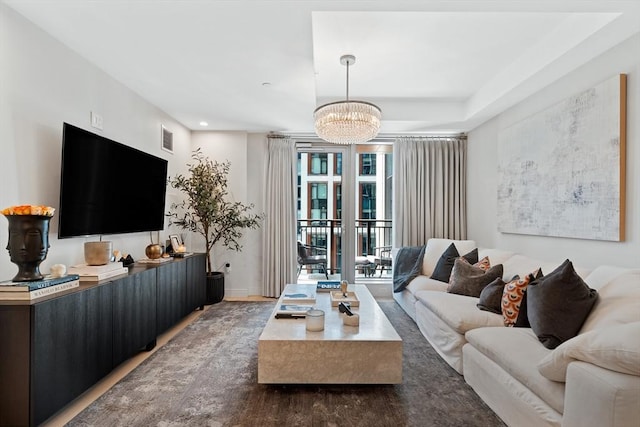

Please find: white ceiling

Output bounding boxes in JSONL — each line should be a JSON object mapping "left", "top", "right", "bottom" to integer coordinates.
{"left": 4, "top": 1, "right": 640, "bottom": 135}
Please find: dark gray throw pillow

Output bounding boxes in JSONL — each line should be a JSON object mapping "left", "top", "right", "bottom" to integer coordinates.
{"left": 430, "top": 243, "right": 479, "bottom": 283}
{"left": 527, "top": 259, "right": 598, "bottom": 349}
{"left": 514, "top": 268, "right": 544, "bottom": 328}
{"left": 448, "top": 258, "right": 504, "bottom": 298}
{"left": 477, "top": 277, "right": 506, "bottom": 314}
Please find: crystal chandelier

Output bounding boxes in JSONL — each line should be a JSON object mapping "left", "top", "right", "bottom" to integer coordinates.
{"left": 314, "top": 55, "right": 382, "bottom": 144}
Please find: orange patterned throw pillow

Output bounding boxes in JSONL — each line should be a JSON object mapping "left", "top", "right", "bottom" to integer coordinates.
{"left": 474, "top": 256, "right": 491, "bottom": 271}
{"left": 501, "top": 270, "right": 538, "bottom": 327}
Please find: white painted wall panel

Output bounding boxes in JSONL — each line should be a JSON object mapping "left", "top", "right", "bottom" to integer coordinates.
{"left": 468, "top": 34, "right": 639, "bottom": 269}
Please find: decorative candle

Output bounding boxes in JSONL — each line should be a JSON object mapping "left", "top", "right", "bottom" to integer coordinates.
{"left": 306, "top": 309, "right": 325, "bottom": 332}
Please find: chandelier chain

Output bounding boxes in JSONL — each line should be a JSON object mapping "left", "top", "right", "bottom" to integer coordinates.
{"left": 345, "top": 59, "right": 350, "bottom": 101}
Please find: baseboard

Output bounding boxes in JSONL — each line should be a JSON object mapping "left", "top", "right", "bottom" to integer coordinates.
{"left": 226, "top": 288, "right": 250, "bottom": 298}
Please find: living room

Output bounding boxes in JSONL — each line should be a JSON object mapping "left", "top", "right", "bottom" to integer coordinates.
{"left": 1, "top": 1, "right": 638, "bottom": 426}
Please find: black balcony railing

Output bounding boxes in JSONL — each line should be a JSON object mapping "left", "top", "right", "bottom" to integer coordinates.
{"left": 297, "top": 219, "right": 392, "bottom": 274}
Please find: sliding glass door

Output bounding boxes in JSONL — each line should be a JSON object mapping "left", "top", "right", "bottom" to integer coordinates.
{"left": 297, "top": 145, "right": 350, "bottom": 283}
{"left": 296, "top": 142, "right": 392, "bottom": 284}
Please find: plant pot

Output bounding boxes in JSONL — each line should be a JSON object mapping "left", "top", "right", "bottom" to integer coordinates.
{"left": 206, "top": 271, "right": 225, "bottom": 304}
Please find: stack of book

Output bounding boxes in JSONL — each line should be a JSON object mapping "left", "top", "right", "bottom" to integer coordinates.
{"left": 282, "top": 283, "right": 317, "bottom": 304}
{"left": 0, "top": 274, "right": 80, "bottom": 300}
{"left": 316, "top": 280, "right": 341, "bottom": 291}
{"left": 137, "top": 257, "right": 172, "bottom": 264}
{"left": 68, "top": 262, "right": 128, "bottom": 282}
{"left": 275, "top": 284, "right": 317, "bottom": 318}
{"left": 274, "top": 304, "right": 315, "bottom": 318}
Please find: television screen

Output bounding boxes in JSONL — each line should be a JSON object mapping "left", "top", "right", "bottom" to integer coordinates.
{"left": 58, "top": 122, "right": 168, "bottom": 238}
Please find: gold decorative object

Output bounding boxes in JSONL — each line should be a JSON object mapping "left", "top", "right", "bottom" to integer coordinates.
{"left": 145, "top": 231, "right": 163, "bottom": 259}
{"left": 145, "top": 244, "right": 163, "bottom": 259}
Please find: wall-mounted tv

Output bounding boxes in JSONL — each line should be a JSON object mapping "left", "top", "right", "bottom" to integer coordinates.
{"left": 58, "top": 122, "right": 168, "bottom": 238}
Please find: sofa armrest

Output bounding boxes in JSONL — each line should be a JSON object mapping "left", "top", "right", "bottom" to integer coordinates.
{"left": 563, "top": 361, "right": 640, "bottom": 427}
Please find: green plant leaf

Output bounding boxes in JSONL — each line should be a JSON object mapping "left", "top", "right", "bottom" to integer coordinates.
{"left": 167, "top": 148, "right": 263, "bottom": 273}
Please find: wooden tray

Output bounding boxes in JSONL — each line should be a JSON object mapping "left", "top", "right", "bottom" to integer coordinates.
{"left": 330, "top": 291, "right": 360, "bottom": 307}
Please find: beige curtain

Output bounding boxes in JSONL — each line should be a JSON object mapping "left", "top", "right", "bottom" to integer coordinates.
{"left": 393, "top": 136, "right": 467, "bottom": 247}
{"left": 262, "top": 137, "right": 297, "bottom": 297}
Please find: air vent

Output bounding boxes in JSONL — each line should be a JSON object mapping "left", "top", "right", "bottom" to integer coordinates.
{"left": 161, "top": 125, "right": 173, "bottom": 153}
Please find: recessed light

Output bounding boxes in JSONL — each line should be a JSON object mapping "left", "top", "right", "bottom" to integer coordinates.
{"left": 199, "top": 121, "right": 208, "bottom": 126}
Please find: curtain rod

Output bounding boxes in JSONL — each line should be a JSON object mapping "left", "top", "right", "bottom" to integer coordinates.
{"left": 276, "top": 132, "right": 467, "bottom": 142}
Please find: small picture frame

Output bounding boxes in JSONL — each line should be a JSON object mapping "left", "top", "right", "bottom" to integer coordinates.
{"left": 169, "top": 234, "right": 182, "bottom": 251}
{"left": 161, "top": 125, "right": 173, "bottom": 153}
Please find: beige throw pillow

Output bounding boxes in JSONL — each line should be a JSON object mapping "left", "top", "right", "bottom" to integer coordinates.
{"left": 538, "top": 321, "right": 640, "bottom": 382}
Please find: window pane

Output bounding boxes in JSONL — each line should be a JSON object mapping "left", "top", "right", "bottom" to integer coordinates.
{"left": 318, "top": 184, "right": 327, "bottom": 198}
{"left": 334, "top": 183, "right": 342, "bottom": 220}
{"left": 309, "top": 182, "right": 328, "bottom": 219}
{"left": 360, "top": 183, "right": 376, "bottom": 219}
{"left": 334, "top": 153, "right": 342, "bottom": 175}
{"left": 309, "top": 153, "right": 328, "bottom": 175}
{"left": 360, "top": 153, "right": 376, "bottom": 175}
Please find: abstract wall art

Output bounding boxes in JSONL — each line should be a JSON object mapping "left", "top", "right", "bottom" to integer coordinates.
{"left": 497, "top": 74, "right": 626, "bottom": 241}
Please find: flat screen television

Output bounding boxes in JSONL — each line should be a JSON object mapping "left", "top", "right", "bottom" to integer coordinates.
{"left": 58, "top": 122, "right": 168, "bottom": 238}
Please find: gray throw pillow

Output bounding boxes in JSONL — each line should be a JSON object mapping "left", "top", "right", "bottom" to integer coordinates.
{"left": 527, "top": 259, "right": 598, "bottom": 349}
{"left": 431, "top": 243, "right": 479, "bottom": 283}
{"left": 514, "top": 268, "right": 544, "bottom": 328}
{"left": 477, "top": 277, "right": 507, "bottom": 314}
{"left": 447, "top": 258, "right": 504, "bottom": 298}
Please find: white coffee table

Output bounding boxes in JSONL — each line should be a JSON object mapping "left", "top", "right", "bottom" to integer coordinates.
{"left": 258, "top": 284, "right": 402, "bottom": 384}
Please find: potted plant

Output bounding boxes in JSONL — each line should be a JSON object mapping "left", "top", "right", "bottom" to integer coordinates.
{"left": 167, "top": 149, "right": 262, "bottom": 303}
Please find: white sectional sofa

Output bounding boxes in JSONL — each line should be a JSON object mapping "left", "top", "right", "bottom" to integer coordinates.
{"left": 393, "top": 238, "right": 640, "bottom": 427}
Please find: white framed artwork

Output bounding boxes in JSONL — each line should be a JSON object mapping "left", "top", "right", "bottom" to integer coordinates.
{"left": 497, "top": 74, "right": 626, "bottom": 241}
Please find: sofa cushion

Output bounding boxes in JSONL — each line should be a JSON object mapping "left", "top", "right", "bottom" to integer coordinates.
{"left": 513, "top": 291, "right": 531, "bottom": 328}
{"left": 477, "top": 248, "right": 516, "bottom": 266}
{"left": 474, "top": 256, "right": 491, "bottom": 271}
{"left": 513, "top": 269, "right": 544, "bottom": 329}
{"left": 447, "top": 258, "right": 503, "bottom": 298}
{"left": 501, "top": 273, "right": 535, "bottom": 327}
{"left": 430, "top": 243, "right": 478, "bottom": 282}
{"left": 580, "top": 269, "right": 640, "bottom": 334}
{"left": 501, "top": 255, "right": 589, "bottom": 284}
{"left": 406, "top": 275, "right": 448, "bottom": 295}
{"left": 537, "top": 322, "right": 640, "bottom": 382}
{"left": 465, "top": 327, "right": 566, "bottom": 414}
{"left": 527, "top": 260, "right": 598, "bottom": 349}
{"left": 422, "top": 238, "right": 476, "bottom": 277}
{"left": 583, "top": 265, "right": 636, "bottom": 291}
{"left": 415, "top": 290, "right": 503, "bottom": 334}
{"left": 477, "top": 277, "right": 506, "bottom": 314}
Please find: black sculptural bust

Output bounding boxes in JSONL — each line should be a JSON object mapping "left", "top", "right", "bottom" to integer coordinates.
{"left": 6, "top": 215, "right": 51, "bottom": 282}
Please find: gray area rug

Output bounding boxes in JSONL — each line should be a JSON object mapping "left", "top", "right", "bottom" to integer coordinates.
{"left": 68, "top": 301, "right": 505, "bottom": 427}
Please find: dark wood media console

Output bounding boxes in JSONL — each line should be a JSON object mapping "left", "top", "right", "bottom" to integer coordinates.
{"left": 0, "top": 253, "right": 206, "bottom": 427}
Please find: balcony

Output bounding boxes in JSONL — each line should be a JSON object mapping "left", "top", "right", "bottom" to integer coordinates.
{"left": 297, "top": 219, "right": 392, "bottom": 283}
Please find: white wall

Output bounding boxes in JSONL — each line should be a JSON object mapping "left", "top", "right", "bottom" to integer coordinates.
{"left": 247, "top": 133, "right": 267, "bottom": 295}
{"left": 190, "top": 131, "right": 266, "bottom": 296}
{"left": 467, "top": 33, "right": 640, "bottom": 269}
{"left": 0, "top": 4, "right": 192, "bottom": 280}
